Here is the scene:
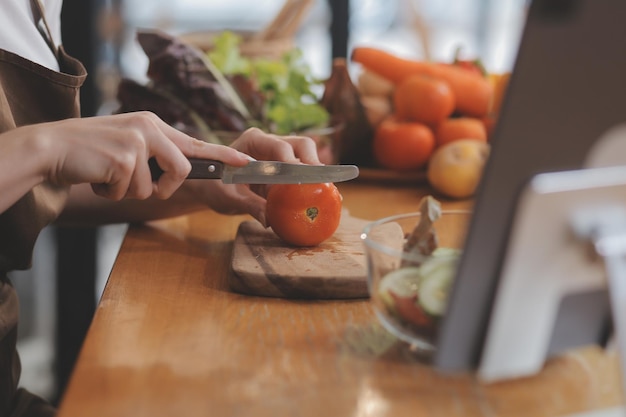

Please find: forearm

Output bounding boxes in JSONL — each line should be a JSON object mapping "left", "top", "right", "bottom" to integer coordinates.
{"left": 57, "top": 183, "right": 208, "bottom": 226}
{"left": 0, "top": 128, "right": 47, "bottom": 213}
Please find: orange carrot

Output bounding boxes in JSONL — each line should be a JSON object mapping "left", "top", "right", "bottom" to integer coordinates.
{"left": 351, "top": 47, "right": 493, "bottom": 118}
{"left": 394, "top": 74, "right": 455, "bottom": 126}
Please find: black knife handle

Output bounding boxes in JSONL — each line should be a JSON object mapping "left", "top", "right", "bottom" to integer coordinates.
{"left": 149, "top": 157, "right": 224, "bottom": 180}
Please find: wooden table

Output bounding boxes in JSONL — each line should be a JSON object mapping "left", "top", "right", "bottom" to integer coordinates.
{"left": 57, "top": 181, "right": 623, "bottom": 417}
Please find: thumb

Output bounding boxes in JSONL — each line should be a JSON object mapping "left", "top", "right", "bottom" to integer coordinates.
{"left": 239, "top": 192, "right": 268, "bottom": 228}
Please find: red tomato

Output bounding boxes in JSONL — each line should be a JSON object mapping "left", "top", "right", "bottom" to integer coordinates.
{"left": 373, "top": 116, "right": 435, "bottom": 171}
{"left": 452, "top": 60, "right": 487, "bottom": 78}
{"left": 435, "top": 117, "right": 487, "bottom": 147}
{"left": 266, "top": 183, "right": 343, "bottom": 247}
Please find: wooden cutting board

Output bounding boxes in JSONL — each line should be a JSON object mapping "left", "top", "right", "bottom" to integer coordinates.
{"left": 229, "top": 212, "right": 402, "bottom": 299}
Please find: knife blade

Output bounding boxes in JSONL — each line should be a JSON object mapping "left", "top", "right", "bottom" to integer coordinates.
{"left": 149, "top": 157, "right": 359, "bottom": 184}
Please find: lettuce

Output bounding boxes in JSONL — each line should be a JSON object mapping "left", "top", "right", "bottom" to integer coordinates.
{"left": 207, "top": 31, "right": 329, "bottom": 135}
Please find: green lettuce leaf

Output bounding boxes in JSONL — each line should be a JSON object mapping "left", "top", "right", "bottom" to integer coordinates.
{"left": 207, "top": 31, "right": 329, "bottom": 134}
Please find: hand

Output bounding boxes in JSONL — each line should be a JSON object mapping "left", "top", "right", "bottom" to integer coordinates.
{"left": 228, "top": 128, "right": 321, "bottom": 165}
{"left": 182, "top": 128, "right": 322, "bottom": 226}
{"left": 2, "top": 114, "right": 323, "bottom": 225}
{"left": 35, "top": 112, "right": 252, "bottom": 200}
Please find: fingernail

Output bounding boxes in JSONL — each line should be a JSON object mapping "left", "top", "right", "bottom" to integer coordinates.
{"left": 239, "top": 152, "right": 256, "bottom": 161}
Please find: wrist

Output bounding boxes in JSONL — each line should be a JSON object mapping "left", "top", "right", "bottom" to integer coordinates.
{"left": 24, "top": 125, "right": 55, "bottom": 184}
{"left": 0, "top": 125, "right": 52, "bottom": 212}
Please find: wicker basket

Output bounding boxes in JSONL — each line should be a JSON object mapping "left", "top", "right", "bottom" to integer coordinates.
{"left": 179, "top": 0, "right": 314, "bottom": 59}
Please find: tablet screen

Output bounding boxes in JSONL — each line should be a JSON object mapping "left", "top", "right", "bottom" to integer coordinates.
{"left": 435, "top": 0, "right": 626, "bottom": 372}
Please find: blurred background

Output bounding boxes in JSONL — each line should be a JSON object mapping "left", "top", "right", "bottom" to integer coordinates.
{"left": 11, "top": 0, "right": 528, "bottom": 405}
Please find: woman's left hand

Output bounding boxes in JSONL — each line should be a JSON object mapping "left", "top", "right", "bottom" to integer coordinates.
{"left": 182, "top": 128, "right": 321, "bottom": 227}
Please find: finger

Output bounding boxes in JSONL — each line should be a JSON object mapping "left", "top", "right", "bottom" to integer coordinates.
{"left": 135, "top": 123, "right": 191, "bottom": 198}
{"left": 125, "top": 153, "right": 158, "bottom": 200}
{"left": 149, "top": 153, "right": 190, "bottom": 199}
{"left": 192, "top": 180, "right": 268, "bottom": 227}
{"left": 148, "top": 114, "right": 253, "bottom": 167}
{"left": 182, "top": 140, "right": 254, "bottom": 167}
{"left": 232, "top": 128, "right": 322, "bottom": 165}
{"left": 91, "top": 179, "right": 129, "bottom": 201}
{"left": 122, "top": 112, "right": 253, "bottom": 197}
{"left": 235, "top": 190, "right": 268, "bottom": 227}
{"left": 126, "top": 112, "right": 202, "bottom": 198}
{"left": 280, "top": 135, "right": 322, "bottom": 165}
{"left": 231, "top": 129, "right": 301, "bottom": 163}
{"left": 249, "top": 184, "right": 270, "bottom": 199}
{"left": 88, "top": 154, "right": 134, "bottom": 201}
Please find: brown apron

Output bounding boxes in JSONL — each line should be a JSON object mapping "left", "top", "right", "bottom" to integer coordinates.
{"left": 0, "top": 0, "right": 86, "bottom": 415}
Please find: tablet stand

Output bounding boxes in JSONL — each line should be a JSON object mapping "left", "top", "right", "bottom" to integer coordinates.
{"left": 591, "top": 213, "right": 626, "bottom": 403}
{"left": 475, "top": 165, "right": 626, "bottom": 405}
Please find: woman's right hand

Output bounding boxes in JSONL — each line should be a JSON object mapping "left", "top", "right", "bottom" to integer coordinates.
{"left": 0, "top": 111, "right": 252, "bottom": 211}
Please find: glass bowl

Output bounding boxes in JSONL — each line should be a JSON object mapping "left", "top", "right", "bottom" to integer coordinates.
{"left": 361, "top": 210, "right": 471, "bottom": 356}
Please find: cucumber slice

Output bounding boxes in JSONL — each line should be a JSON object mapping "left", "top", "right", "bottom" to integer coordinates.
{"left": 431, "top": 247, "right": 462, "bottom": 258}
{"left": 417, "top": 248, "right": 460, "bottom": 283}
{"left": 378, "top": 267, "right": 421, "bottom": 311}
{"left": 417, "top": 258, "right": 457, "bottom": 317}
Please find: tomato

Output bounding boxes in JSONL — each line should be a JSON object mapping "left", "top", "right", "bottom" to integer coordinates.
{"left": 266, "top": 183, "right": 343, "bottom": 247}
{"left": 373, "top": 116, "right": 435, "bottom": 171}
{"left": 393, "top": 74, "right": 455, "bottom": 126}
{"left": 390, "top": 293, "right": 433, "bottom": 327}
{"left": 451, "top": 48, "right": 488, "bottom": 77}
{"left": 452, "top": 60, "right": 487, "bottom": 78}
{"left": 435, "top": 117, "right": 487, "bottom": 147}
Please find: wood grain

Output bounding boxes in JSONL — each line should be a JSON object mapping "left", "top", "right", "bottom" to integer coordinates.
{"left": 357, "top": 167, "right": 428, "bottom": 184}
{"left": 56, "top": 182, "right": 624, "bottom": 417}
{"left": 229, "top": 212, "right": 402, "bottom": 299}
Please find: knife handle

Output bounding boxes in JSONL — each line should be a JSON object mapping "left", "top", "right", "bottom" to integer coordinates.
{"left": 149, "top": 157, "right": 224, "bottom": 180}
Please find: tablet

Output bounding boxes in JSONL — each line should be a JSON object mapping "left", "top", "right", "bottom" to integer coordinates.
{"left": 434, "top": 0, "right": 626, "bottom": 372}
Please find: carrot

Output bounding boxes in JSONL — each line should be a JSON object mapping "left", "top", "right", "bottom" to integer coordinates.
{"left": 351, "top": 47, "right": 493, "bottom": 118}
{"left": 394, "top": 74, "right": 455, "bottom": 126}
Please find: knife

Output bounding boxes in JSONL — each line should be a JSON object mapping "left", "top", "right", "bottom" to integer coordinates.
{"left": 148, "top": 157, "right": 359, "bottom": 184}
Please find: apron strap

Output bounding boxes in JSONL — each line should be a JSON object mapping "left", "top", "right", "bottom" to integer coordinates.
{"left": 29, "top": 0, "right": 60, "bottom": 60}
